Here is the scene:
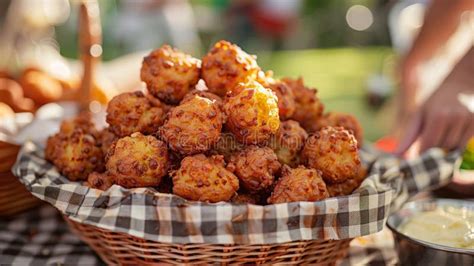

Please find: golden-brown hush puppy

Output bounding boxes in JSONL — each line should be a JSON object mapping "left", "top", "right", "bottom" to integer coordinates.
{"left": 106, "top": 91, "right": 166, "bottom": 137}
{"left": 45, "top": 130, "right": 104, "bottom": 181}
{"left": 267, "top": 79, "right": 296, "bottom": 120}
{"left": 86, "top": 172, "right": 114, "bottom": 191}
{"left": 316, "top": 112, "right": 364, "bottom": 147}
{"left": 181, "top": 89, "right": 223, "bottom": 110}
{"left": 105, "top": 132, "right": 169, "bottom": 188}
{"left": 282, "top": 77, "right": 324, "bottom": 132}
{"left": 172, "top": 154, "right": 239, "bottom": 203}
{"left": 59, "top": 112, "right": 97, "bottom": 136}
{"left": 227, "top": 146, "right": 281, "bottom": 193}
{"left": 269, "top": 120, "right": 308, "bottom": 166}
{"left": 141, "top": 45, "right": 201, "bottom": 104}
{"left": 97, "top": 127, "right": 118, "bottom": 155}
{"left": 209, "top": 131, "right": 244, "bottom": 161}
{"left": 201, "top": 40, "right": 260, "bottom": 96}
{"left": 326, "top": 166, "right": 367, "bottom": 197}
{"left": 224, "top": 81, "right": 280, "bottom": 145}
{"left": 159, "top": 95, "right": 224, "bottom": 155}
{"left": 268, "top": 165, "right": 329, "bottom": 204}
{"left": 302, "top": 126, "right": 361, "bottom": 184}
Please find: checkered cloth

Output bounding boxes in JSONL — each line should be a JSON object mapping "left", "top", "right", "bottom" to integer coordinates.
{"left": 0, "top": 204, "right": 397, "bottom": 265}
{"left": 0, "top": 204, "right": 101, "bottom": 265}
{"left": 12, "top": 141, "right": 459, "bottom": 245}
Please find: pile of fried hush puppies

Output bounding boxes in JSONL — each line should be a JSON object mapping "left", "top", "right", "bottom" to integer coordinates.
{"left": 45, "top": 40, "right": 366, "bottom": 205}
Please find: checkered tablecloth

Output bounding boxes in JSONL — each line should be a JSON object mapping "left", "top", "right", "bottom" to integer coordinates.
{"left": 0, "top": 204, "right": 102, "bottom": 265}
{"left": 0, "top": 204, "right": 397, "bottom": 265}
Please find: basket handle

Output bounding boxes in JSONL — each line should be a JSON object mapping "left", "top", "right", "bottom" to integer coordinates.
{"left": 78, "top": 0, "right": 102, "bottom": 112}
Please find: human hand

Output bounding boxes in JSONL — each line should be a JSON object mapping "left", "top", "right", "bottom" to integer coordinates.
{"left": 396, "top": 49, "right": 474, "bottom": 155}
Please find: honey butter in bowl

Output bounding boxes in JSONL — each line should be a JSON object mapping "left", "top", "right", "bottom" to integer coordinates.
{"left": 387, "top": 199, "right": 474, "bottom": 266}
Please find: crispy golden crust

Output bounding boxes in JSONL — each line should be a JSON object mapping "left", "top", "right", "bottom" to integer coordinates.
{"left": 267, "top": 80, "right": 296, "bottom": 120}
{"left": 227, "top": 146, "right": 281, "bottom": 193}
{"left": 202, "top": 40, "right": 260, "bottom": 97}
{"left": 326, "top": 166, "right": 367, "bottom": 197}
{"left": 268, "top": 165, "right": 329, "bottom": 204}
{"left": 141, "top": 45, "right": 201, "bottom": 104}
{"left": 269, "top": 120, "right": 308, "bottom": 166}
{"left": 106, "top": 132, "right": 169, "bottom": 188}
{"left": 106, "top": 91, "right": 166, "bottom": 137}
{"left": 159, "top": 95, "right": 224, "bottom": 155}
{"left": 316, "top": 112, "right": 363, "bottom": 147}
{"left": 302, "top": 126, "right": 361, "bottom": 184}
{"left": 224, "top": 81, "right": 280, "bottom": 144}
{"left": 172, "top": 154, "right": 239, "bottom": 203}
{"left": 209, "top": 131, "right": 244, "bottom": 161}
{"left": 86, "top": 172, "right": 114, "bottom": 191}
{"left": 282, "top": 77, "right": 324, "bottom": 132}
{"left": 97, "top": 127, "right": 118, "bottom": 155}
{"left": 59, "top": 112, "right": 97, "bottom": 136}
{"left": 45, "top": 130, "right": 104, "bottom": 181}
{"left": 181, "top": 89, "right": 223, "bottom": 109}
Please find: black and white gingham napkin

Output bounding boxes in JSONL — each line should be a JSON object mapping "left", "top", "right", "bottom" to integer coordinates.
{"left": 0, "top": 204, "right": 102, "bottom": 265}
{"left": 0, "top": 204, "right": 398, "bottom": 265}
{"left": 12, "top": 141, "right": 459, "bottom": 245}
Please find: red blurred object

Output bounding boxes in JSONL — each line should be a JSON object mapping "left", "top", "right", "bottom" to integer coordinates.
{"left": 250, "top": 10, "right": 295, "bottom": 38}
{"left": 375, "top": 136, "right": 398, "bottom": 153}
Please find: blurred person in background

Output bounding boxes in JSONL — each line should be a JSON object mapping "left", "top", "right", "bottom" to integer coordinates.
{"left": 396, "top": 0, "right": 474, "bottom": 155}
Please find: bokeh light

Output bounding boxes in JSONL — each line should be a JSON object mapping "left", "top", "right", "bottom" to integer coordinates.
{"left": 346, "top": 5, "right": 373, "bottom": 31}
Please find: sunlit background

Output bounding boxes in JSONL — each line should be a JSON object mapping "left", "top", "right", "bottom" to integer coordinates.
{"left": 0, "top": 0, "right": 470, "bottom": 142}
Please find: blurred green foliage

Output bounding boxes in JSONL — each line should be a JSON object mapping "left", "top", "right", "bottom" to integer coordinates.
{"left": 260, "top": 47, "right": 394, "bottom": 141}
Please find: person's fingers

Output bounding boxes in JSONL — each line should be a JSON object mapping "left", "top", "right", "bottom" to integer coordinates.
{"left": 395, "top": 112, "right": 423, "bottom": 155}
{"left": 419, "top": 111, "right": 449, "bottom": 152}
{"left": 441, "top": 111, "right": 469, "bottom": 150}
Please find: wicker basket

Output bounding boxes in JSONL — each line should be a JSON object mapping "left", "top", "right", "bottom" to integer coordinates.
{"left": 0, "top": 141, "right": 41, "bottom": 217}
{"left": 65, "top": 217, "right": 351, "bottom": 265}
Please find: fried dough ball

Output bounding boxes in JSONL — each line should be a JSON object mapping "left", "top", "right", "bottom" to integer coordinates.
{"left": 159, "top": 95, "right": 224, "bottom": 155}
{"left": 282, "top": 77, "right": 324, "bottom": 132}
{"left": 326, "top": 166, "right": 367, "bottom": 197}
{"left": 97, "top": 127, "right": 118, "bottom": 154}
{"left": 172, "top": 154, "right": 239, "bottom": 203}
{"left": 227, "top": 146, "right": 281, "bottom": 193}
{"left": 59, "top": 112, "right": 97, "bottom": 136}
{"left": 269, "top": 120, "right": 308, "bottom": 166}
{"left": 268, "top": 165, "right": 329, "bottom": 204}
{"left": 316, "top": 112, "right": 364, "bottom": 147}
{"left": 86, "top": 172, "right": 114, "bottom": 191}
{"left": 267, "top": 79, "right": 296, "bottom": 120}
{"left": 224, "top": 81, "right": 280, "bottom": 144}
{"left": 106, "top": 91, "right": 166, "bottom": 137}
{"left": 202, "top": 40, "right": 260, "bottom": 96}
{"left": 106, "top": 132, "right": 169, "bottom": 188}
{"left": 45, "top": 130, "right": 104, "bottom": 181}
{"left": 141, "top": 45, "right": 201, "bottom": 104}
{"left": 182, "top": 89, "right": 223, "bottom": 109}
{"left": 255, "top": 70, "right": 274, "bottom": 88}
{"left": 302, "top": 126, "right": 361, "bottom": 184}
{"left": 209, "top": 131, "right": 244, "bottom": 161}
